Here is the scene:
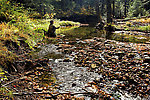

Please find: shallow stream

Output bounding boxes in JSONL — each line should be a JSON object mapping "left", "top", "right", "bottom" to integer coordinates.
{"left": 37, "top": 27, "right": 150, "bottom": 99}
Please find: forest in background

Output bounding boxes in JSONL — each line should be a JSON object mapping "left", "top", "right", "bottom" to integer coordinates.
{"left": 1, "top": 0, "right": 150, "bottom": 22}
{"left": 12, "top": 0, "right": 150, "bottom": 18}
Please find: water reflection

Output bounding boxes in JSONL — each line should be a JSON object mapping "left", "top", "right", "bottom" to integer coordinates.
{"left": 57, "top": 27, "right": 105, "bottom": 40}
{"left": 57, "top": 26, "right": 149, "bottom": 43}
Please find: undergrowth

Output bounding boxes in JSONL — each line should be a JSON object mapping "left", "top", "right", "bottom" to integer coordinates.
{"left": 112, "top": 33, "right": 149, "bottom": 43}
{"left": 0, "top": 0, "right": 80, "bottom": 70}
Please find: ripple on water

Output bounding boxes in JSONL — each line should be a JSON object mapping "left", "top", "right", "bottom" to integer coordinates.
{"left": 49, "top": 58, "right": 100, "bottom": 94}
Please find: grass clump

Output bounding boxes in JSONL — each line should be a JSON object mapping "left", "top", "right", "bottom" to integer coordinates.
{"left": 112, "top": 33, "right": 149, "bottom": 43}
{"left": 138, "top": 25, "right": 150, "bottom": 32}
{"left": 59, "top": 21, "right": 80, "bottom": 27}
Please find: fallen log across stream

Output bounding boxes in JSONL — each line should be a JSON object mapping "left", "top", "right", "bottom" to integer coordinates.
{"left": 115, "top": 28, "right": 150, "bottom": 33}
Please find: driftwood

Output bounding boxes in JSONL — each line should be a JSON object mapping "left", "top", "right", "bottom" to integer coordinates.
{"left": 115, "top": 28, "right": 150, "bottom": 33}
{"left": 115, "top": 16, "right": 150, "bottom": 22}
{"left": 80, "top": 24, "right": 89, "bottom": 27}
{"left": 2, "top": 76, "right": 27, "bottom": 87}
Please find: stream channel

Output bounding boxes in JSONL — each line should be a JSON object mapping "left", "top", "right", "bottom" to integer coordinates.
{"left": 37, "top": 27, "right": 149, "bottom": 100}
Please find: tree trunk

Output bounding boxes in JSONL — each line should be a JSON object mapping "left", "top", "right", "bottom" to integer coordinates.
{"left": 106, "top": 0, "right": 114, "bottom": 39}
{"left": 124, "top": 0, "right": 127, "bottom": 17}
{"left": 100, "top": 0, "right": 105, "bottom": 16}
{"left": 96, "top": 0, "right": 102, "bottom": 23}
{"left": 120, "top": 10, "right": 122, "bottom": 18}
{"left": 106, "top": 0, "right": 112, "bottom": 23}
{"left": 112, "top": 0, "right": 115, "bottom": 18}
{"left": 61, "top": 0, "right": 66, "bottom": 10}
{"left": 79, "top": 0, "right": 83, "bottom": 6}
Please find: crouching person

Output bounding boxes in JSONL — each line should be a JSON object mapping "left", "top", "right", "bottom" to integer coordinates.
{"left": 48, "top": 20, "right": 59, "bottom": 37}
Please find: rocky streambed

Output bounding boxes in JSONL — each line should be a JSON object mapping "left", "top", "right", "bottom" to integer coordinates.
{"left": 34, "top": 37, "right": 149, "bottom": 100}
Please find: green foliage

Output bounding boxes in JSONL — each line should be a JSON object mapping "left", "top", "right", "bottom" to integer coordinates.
{"left": 0, "top": 67, "right": 8, "bottom": 82}
{"left": 138, "top": 25, "right": 150, "bottom": 32}
{"left": 7, "top": 0, "right": 149, "bottom": 20}
{"left": 13, "top": 0, "right": 55, "bottom": 16}
{"left": 128, "top": 0, "right": 147, "bottom": 17}
{"left": 0, "top": 87, "right": 13, "bottom": 99}
{"left": 0, "top": 0, "right": 29, "bottom": 22}
{"left": 0, "top": 0, "right": 13, "bottom": 21}
{"left": 0, "top": 1, "right": 47, "bottom": 68}
{"left": 0, "top": 0, "right": 81, "bottom": 69}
